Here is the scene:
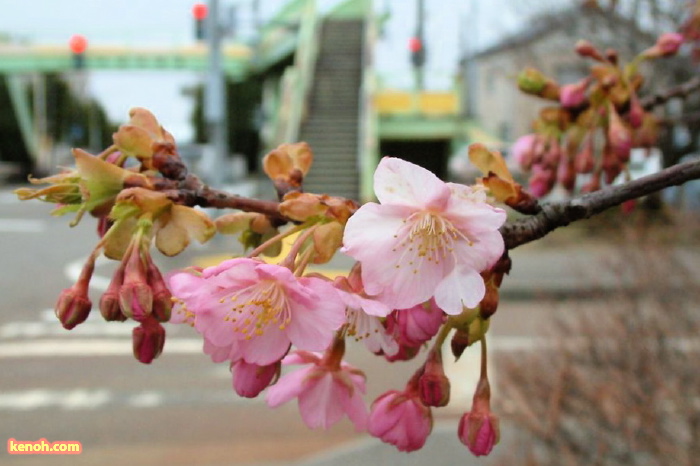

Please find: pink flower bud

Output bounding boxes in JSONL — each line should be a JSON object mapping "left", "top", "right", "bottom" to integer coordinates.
{"left": 132, "top": 319, "right": 165, "bottom": 364}
{"left": 55, "top": 287, "right": 92, "bottom": 330}
{"left": 119, "top": 246, "right": 153, "bottom": 321}
{"left": 119, "top": 282, "right": 153, "bottom": 321}
{"left": 511, "top": 134, "right": 538, "bottom": 169}
{"left": 55, "top": 256, "right": 95, "bottom": 329}
{"left": 557, "top": 157, "right": 576, "bottom": 192}
{"left": 559, "top": 79, "right": 588, "bottom": 108}
{"left": 608, "top": 106, "right": 632, "bottom": 162}
{"left": 368, "top": 390, "right": 433, "bottom": 452}
{"left": 574, "top": 139, "right": 595, "bottom": 174}
{"left": 418, "top": 350, "right": 450, "bottom": 407}
{"left": 459, "top": 378, "right": 500, "bottom": 456}
{"left": 628, "top": 94, "right": 644, "bottom": 128}
{"left": 100, "top": 263, "right": 126, "bottom": 321}
{"left": 528, "top": 165, "right": 555, "bottom": 198}
{"left": 231, "top": 360, "right": 280, "bottom": 398}
{"left": 458, "top": 410, "right": 500, "bottom": 457}
{"left": 147, "top": 262, "right": 172, "bottom": 322}
{"left": 656, "top": 33, "right": 684, "bottom": 56}
{"left": 386, "top": 300, "right": 445, "bottom": 348}
{"left": 575, "top": 40, "right": 604, "bottom": 61}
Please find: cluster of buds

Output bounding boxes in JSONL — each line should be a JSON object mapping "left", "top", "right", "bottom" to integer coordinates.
{"left": 101, "top": 235, "right": 171, "bottom": 363}
{"left": 18, "top": 108, "right": 217, "bottom": 364}
{"left": 514, "top": 32, "right": 684, "bottom": 197}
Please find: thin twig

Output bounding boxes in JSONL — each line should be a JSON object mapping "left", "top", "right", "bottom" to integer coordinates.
{"left": 500, "top": 157, "right": 700, "bottom": 249}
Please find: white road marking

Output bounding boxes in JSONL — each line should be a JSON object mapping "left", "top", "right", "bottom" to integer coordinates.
{"left": 65, "top": 255, "right": 111, "bottom": 292}
{"left": 0, "top": 388, "right": 254, "bottom": 411}
{"left": 0, "top": 338, "right": 203, "bottom": 358}
{"left": 0, "top": 219, "right": 47, "bottom": 233}
{"left": 127, "top": 391, "right": 164, "bottom": 408}
{"left": 0, "top": 320, "right": 134, "bottom": 338}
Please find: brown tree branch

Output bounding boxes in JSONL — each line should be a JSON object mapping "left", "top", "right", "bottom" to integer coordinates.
{"left": 500, "top": 157, "right": 700, "bottom": 249}
{"left": 640, "top": 76, "right": 700, "bottom": 110}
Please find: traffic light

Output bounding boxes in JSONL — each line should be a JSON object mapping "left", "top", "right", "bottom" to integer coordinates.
{"left": 409, "top": 36, "right": 425, "bottom": 68}
{"left": 192, "top": 3, "right": 208, "bottom": 41}
{"left": 68, "top": 34, "right": 88, "bottom": 69}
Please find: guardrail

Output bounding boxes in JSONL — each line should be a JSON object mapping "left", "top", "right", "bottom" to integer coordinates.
{"left": 269, "top": 0, "right": 320, "bottom": 146}
{"left": 358, "top": 3, "right": 379, "bottom": 202}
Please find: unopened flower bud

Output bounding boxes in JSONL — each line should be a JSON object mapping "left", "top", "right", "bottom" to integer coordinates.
{"left": 451, "top": 329, "right": 471, "bottom": 361}
{"left": 119, "top": 245, "right": 153, "bottom": 321}
{"left": 528, "top": 165, "right": 556, "bottom": 198}
{"left": 628, "top": 94, "right": 644, "bottom": 128}
{"left": 644, "top": 32, "right": 684, "bottom": 58}
{"left": 575, "top": 40, "right": 604, "bottom": 61}
{"left": 231, "top": 360, "right": 281, "bottom": 398}
{"left": 147, "top": 262, "right": 171, "bottom": 322}
{"left": 119, "top": 283, "right": 152, "bottom": 321}
{"left": 55, "top": 287, "right": 92, "bottom": 330}
{"left": 418, "top": 349, "right": 451, "bottom": 407}
{"left": 100, "top": 262, "right": 126, "bottom": 321}
{"left": 517, "top": 67, "right": 548, "bottom": 95}
{"left": 458, "top": 410, "right": 500, "bottom": 456}
{"left": 99, "top": 293, "right": 126, "bottom": 322}
{"left": 607, "top": 105, "right": 632, "bottom": 162}
{"left": 312, "top": 221, "right": 343, "bottom": 264}
{"left": 559, "top": 79, "right": 588, "bottom": 108}
{"left": 511, "top": 134, "right": 538, "bottom": 170}
{"left": 459, "top": 378, "right": 500, "bottom": 457}
{"left": 55, "top": 255, "right": 96, "bottom": 329}
{"left": 132, "top": 319, "right": 165, "bottom": 364}
{"left": 575, "top": 139, "right": 595, "bottom": 174}
{"left": 602, "top": 146, "right": 623, "bottom": 184}
{"left": 479, "top": 284, "right": 500, "bottom": 319}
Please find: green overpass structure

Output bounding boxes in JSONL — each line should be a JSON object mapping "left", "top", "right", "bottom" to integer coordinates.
{"left": 1, "top": 0, "right": 474, "bottom": 201}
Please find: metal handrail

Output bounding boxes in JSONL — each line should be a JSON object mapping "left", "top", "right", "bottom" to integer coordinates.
{"left": 358, "top": 2, "right": 379, "bottom": 202}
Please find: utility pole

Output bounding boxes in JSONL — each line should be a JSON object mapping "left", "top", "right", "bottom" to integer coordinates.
{"left": 204, "top": 0, "right": 228, "bottom": 186}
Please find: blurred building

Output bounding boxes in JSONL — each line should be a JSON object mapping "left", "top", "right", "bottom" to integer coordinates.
{"left": 460, "top": 3, "right": 658, "bottom": 148}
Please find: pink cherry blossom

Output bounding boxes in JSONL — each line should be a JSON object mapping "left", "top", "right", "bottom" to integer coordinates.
{"left": 265, "top": 350, "right": 368, "bottom": 431}
{"left": 342, "top": 157, "right": 506, "bottom": 315}
{"left": 168, "top": 258, "right": 346, "bottom": 365}
{"left": 334, "top": 265, "right": 399, "bottom": 356}
{"left": 367, "top": 389, "right": 433, "bottom": 452}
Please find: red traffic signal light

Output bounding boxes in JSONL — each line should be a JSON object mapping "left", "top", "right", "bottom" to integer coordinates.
{"left": 192, "top": 3, "right": 208, "bottom": 20}
{"left": 408, "top": 37, "right": 422, "bottom": 53}
{"left": 68, "top": 34, "right": 88, "bottom": 55}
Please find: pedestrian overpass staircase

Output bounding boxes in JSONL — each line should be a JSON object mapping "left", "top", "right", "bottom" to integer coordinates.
{"left": 299, "top": 18, "right": 364, "bottom": 200}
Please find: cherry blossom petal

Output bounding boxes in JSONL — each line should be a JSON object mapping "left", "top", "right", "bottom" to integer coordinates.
{"left": 265, "top": 365, "right": 315, "bottom": 407}
{"left": 434, "top": 267, "right": 486, "bottom": 314}
{"left": 374, "top": 157, "right": 450, "bottom": 209}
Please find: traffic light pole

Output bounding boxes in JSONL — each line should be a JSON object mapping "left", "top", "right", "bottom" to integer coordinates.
{"left": 414, "top": 0, "right": 425, "bottom": 91}
{"left": 204, "top": 0, "right": 228, "bottom": 186}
